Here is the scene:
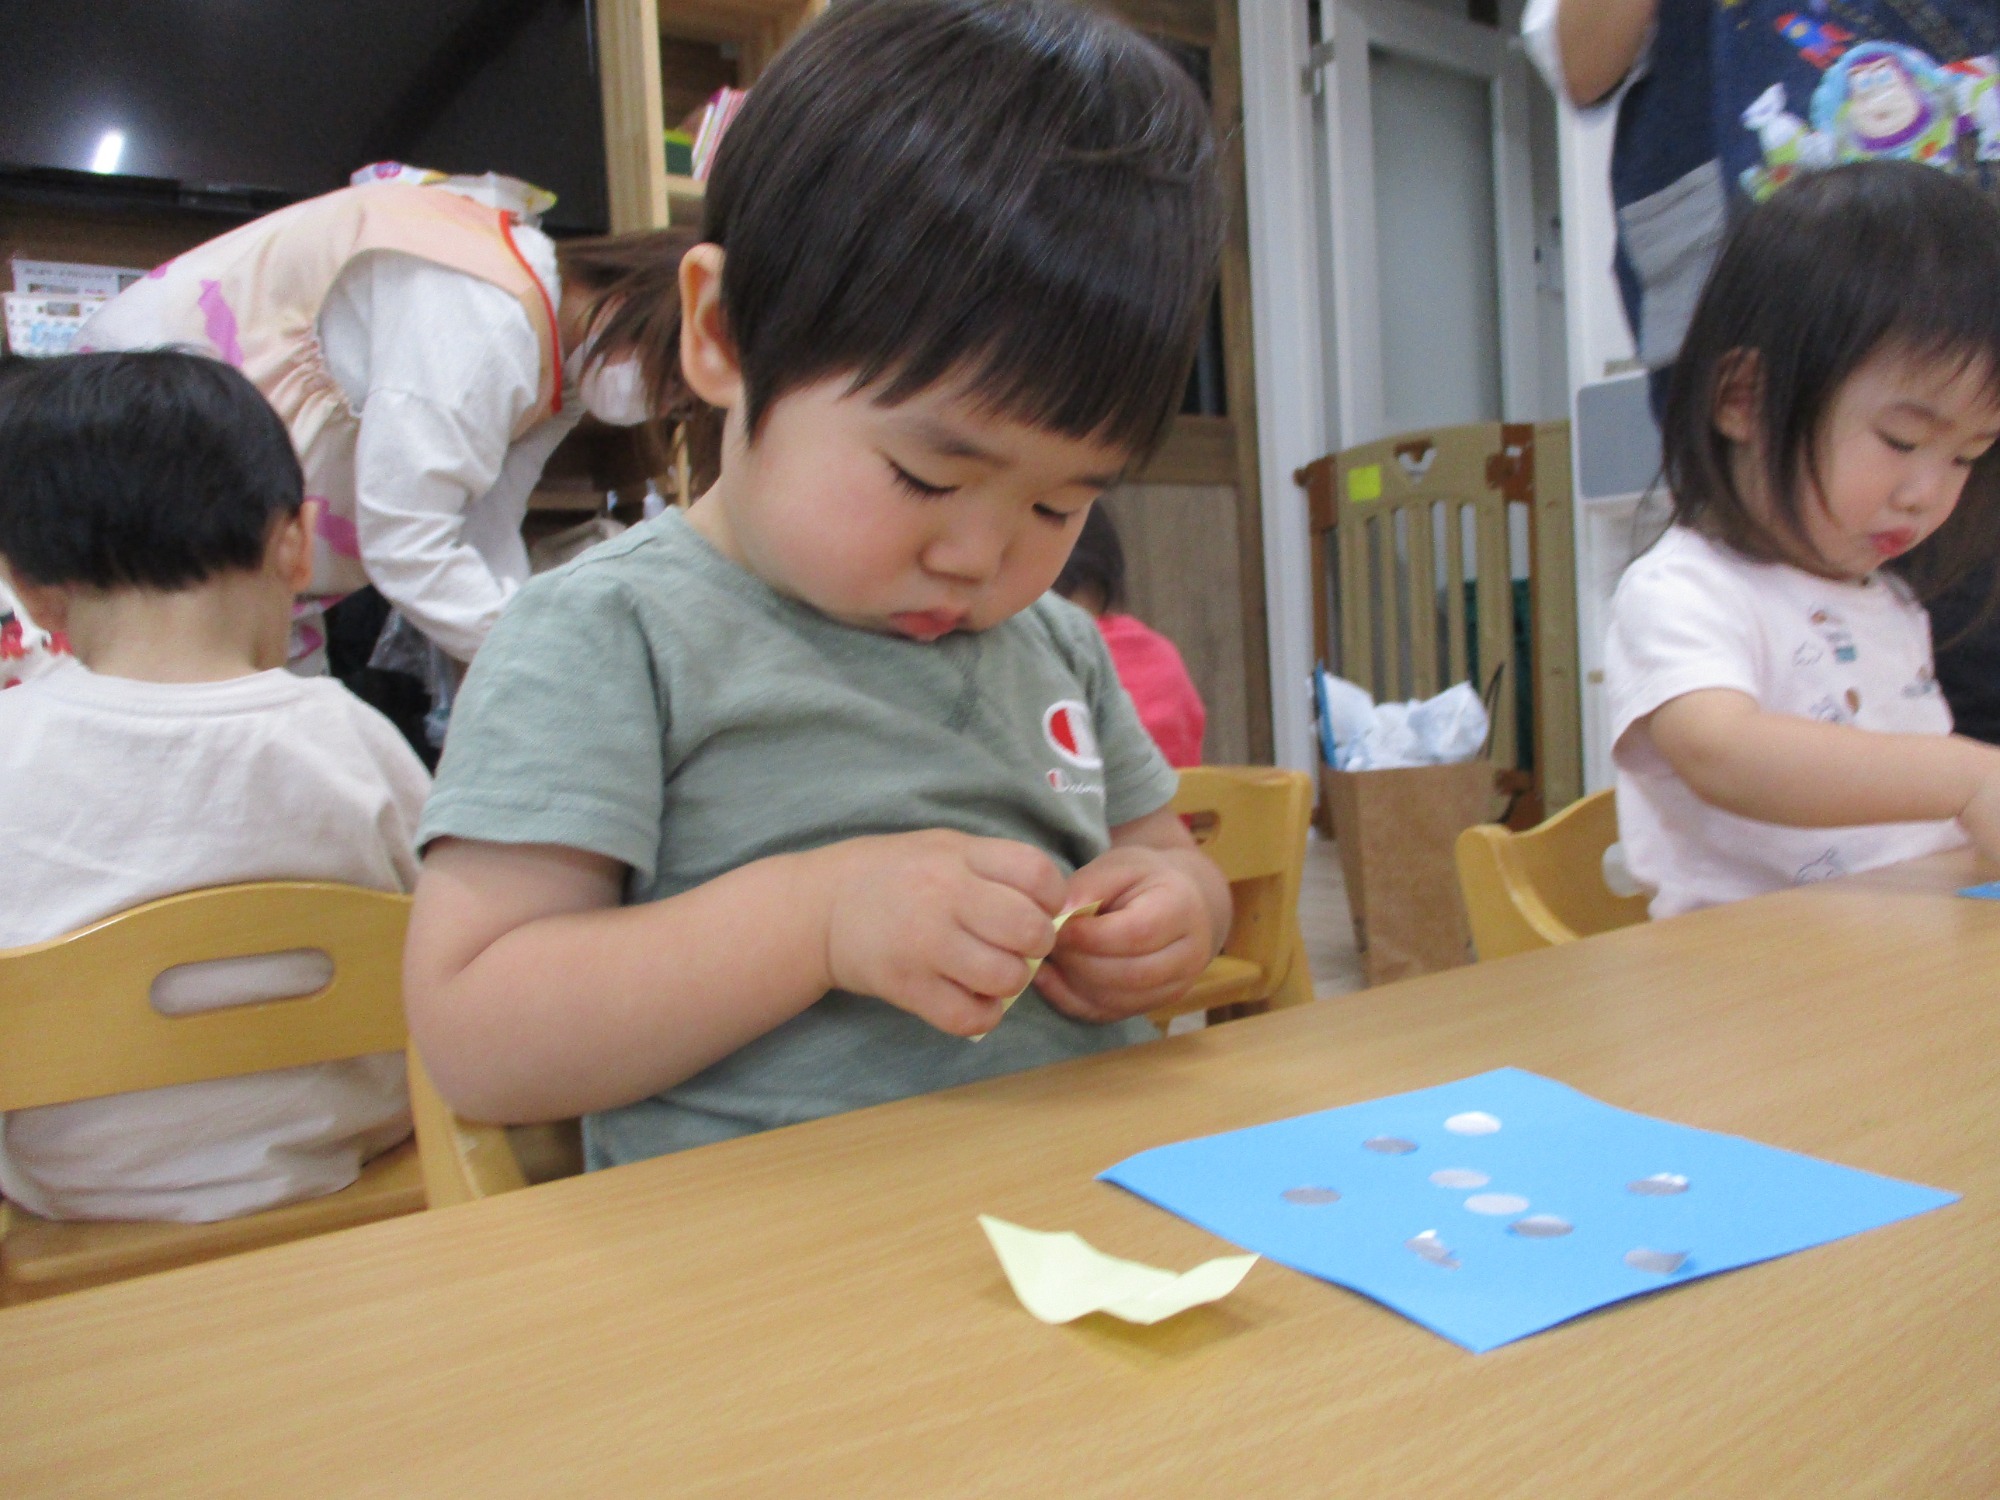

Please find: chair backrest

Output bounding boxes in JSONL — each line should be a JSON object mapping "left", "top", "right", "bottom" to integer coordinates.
{"left": 1454, "top": 790, "right": 1649, "bottom": 961}
{"left": 0, "top": 882, "right": 410, "bottom": 1113}
{"left": 1297, "top": 420, "right": 1581, "bottom": 812}
{"left": 1171, "top": 766, "right": 1313, "bottom": 979}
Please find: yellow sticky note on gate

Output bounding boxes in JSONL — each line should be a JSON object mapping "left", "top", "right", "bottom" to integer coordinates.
{"left": 979, "top": 1215, "right": 1258, "bottom": 1325}
{"left": 969, "top": 901, "right": 1100, "bottom": 1042}
{"left": 1347, "top": 464, "right": 1383, "bottom": 502}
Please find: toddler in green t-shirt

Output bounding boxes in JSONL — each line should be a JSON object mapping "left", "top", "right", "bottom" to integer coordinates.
{"left": 405, "top": 0, "right": 1233, "bottom": 1166}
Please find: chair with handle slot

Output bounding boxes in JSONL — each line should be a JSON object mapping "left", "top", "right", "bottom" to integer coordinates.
{"left": 0, "top": 882, "right": 425, "bottom": 1305}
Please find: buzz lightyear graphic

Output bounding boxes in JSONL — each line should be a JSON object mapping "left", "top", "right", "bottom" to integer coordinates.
{"left": 1739, "top": 28, "right": 1997, "bottom": 199}
{"left": 1947, "top": 55, "right": 2000, "bottom": 160}
{"left": 1820, "top": 41, "right": 1960, "bottom": 159}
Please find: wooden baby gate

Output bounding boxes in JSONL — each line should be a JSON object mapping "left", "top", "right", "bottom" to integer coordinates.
{"left": 1295, "top": 420, "right": 1582, "bottom": 829}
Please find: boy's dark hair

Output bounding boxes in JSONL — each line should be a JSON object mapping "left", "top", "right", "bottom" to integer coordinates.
{"left": 1054, "top": 503, "right": 1127, "bottom": 612}
{"left": 702, "top": 0, "right": 1222, "bottom": 461}
{"left": 1661, "top": 161, "right": 2000, "bottom": 603}
{"left": 0, "top": 350, "right": 302, "bottom": 590}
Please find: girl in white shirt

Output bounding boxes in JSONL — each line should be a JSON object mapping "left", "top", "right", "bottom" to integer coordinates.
{"left": 1607, "top": 161, "right": 2000, "bottom": 917}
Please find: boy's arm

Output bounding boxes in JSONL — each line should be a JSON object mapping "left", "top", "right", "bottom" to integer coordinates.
{"left": 404, "top": 830, "right": 1067, "bottom": 1123}
{"left": 1032, "top": 804, "right": 1231, "bottom": 1023}
{"left": 1646, "top": 688, "right": 2000, "bottom": 857}
{"left": 1555, "top": 0, "right": 1656, "bottom": 106}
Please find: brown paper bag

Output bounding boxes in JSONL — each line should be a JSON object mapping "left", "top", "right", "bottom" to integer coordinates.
{"left": 1323, "top": 761, "right": 1501, "bottom": 987}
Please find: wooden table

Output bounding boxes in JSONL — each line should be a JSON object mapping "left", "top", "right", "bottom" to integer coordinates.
{"left": 6, "top": 852, "right": 1998, "bottom": 1498}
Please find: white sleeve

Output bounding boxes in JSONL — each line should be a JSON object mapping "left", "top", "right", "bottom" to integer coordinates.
{"left": 1519, "top": 0, "right": 1570, "bottom": 98}
{"left": 338, "top": 692, "right": 435, "bottom": 893}
{"left": 320, "top": 254, "right": 547, "bottom": 662}
{"left": 1604, "top": 538, "right": 1764, "bottom": 757}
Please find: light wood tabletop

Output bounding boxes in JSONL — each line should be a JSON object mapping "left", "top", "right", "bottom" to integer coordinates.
{"left": 5, "top": 851, "right": 1998, "bottom": 1499}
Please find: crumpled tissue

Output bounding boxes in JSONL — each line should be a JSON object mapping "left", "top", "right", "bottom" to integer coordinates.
{"left": 1315, "top": 670, "right": 1488, "bottom": 771}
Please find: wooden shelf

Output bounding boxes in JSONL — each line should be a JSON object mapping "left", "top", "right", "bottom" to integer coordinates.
{"left": 597, "top": 0, "right": 826, "bottom": 234}
{"left": 1136, "top": 414, "right": 1237, "bottom": 487}
{"left": 665, "top": 173, "right": 705, "bottom": 228}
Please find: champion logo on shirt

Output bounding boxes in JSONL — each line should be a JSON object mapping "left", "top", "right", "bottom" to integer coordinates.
{"left": 1042, "top": 699, "right": 1103, "bottom": 769}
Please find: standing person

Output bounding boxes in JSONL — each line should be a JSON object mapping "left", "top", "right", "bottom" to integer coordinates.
{"left": 1526, "top": 0, "right": 1999, "bottom": 415}
{"left": 1524, "top": 0, "right": 2000, "bottom": 745}
{"left": 401, "top": 0, "right": 1232, "bottom": 1168}
{"left": 1605, "top": 164, "right": 2000, "bottom": 919}
{"left": 80, "top": 169, "right": 697, "bottom": 677}
{"left": 1054, "top": 506, "right": 1207, "bottom": 768}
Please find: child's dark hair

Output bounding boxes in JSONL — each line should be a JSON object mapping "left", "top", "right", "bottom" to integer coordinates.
{"left": 1054, "top": 504, "right": 1127, "bottom": 612}
{"left": 701, "top": 0, "right": 1222, "bottom": 461}
{"left": 0, "top": 350, "right": 303, "bottom": 590}
{"left": 1661, "top": 161, "right": 2000, "bottom": 602}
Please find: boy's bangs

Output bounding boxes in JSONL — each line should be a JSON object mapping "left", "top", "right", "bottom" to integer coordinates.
{"left": 863, "top": 165, "right": 1218, "bottom": 457}
{"left": 706, "top": 0, "right": 1222, "bottom": 463}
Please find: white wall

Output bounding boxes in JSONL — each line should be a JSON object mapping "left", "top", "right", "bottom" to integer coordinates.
{"left": 1239, "top": 1, "right": 1326, "bottom": 773}
{"left": 1552, "top": 90, "right": 1646, "bottom": 790}
{"left": 1371, "top": 50, "right": 1504, "bottom": 435}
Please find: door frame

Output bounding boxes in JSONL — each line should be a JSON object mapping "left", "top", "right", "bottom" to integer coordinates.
{"left": 1310, "top": 0, "right": 1539, "bottom": 446}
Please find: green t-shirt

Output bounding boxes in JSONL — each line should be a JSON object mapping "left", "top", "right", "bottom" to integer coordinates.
{"left": 420, "top": 510, "right": 1178, "bottom": 1167}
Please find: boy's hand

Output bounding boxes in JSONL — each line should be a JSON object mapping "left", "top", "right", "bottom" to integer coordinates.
{"left": 822, "top": 831, "right": 1066, "bottom": 1037}
{"left": 1032, "top": 845, "right": 1221, "bottom": 1023}
{"left": 1960, "top": 758, "right": 2000, "bottom": 865}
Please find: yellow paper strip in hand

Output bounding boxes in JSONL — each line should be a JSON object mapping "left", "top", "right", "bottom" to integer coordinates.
{"left": 969, "top": 900, "right": 1100, "bottom": 1042}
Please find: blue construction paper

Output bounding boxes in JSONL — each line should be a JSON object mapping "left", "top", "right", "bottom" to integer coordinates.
{"left": 1959, "top": 881, "right": 2000, "bottom": 900}
{"left": 1099, "top": 1068, "right": 1956, "bottom": 1353}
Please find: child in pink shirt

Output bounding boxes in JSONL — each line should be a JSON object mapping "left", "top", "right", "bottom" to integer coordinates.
{"left": 1055, "top": 507, "right": 1206, "bottom": 767}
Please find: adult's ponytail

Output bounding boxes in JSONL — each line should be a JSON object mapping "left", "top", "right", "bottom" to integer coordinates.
{"left": 556, "top": 228, "right": 720, "bottom": 488}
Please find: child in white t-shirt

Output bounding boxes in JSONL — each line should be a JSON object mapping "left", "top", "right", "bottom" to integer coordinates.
{"left": 1607, "top": 162, "right": 2000, "bottom": 918}
{"left": 0, "top": 351, "right": 429, "bottom": 1222}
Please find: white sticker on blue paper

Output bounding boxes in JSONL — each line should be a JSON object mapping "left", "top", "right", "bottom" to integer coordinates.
{"left": 1098, "top": 1068, "right": 1958, "bottom": 1353}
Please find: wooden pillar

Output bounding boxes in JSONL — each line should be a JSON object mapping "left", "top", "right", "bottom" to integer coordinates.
{"left": 1212, "top": 0, "right": 1275, "bottom": 763}
{"left": 598, "top": 0, "right": 670, "bottom": 233}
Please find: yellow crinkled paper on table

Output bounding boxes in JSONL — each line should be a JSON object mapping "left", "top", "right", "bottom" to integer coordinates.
{"left": 978, "top": 1215, "right": 1257, "bottom": 1325}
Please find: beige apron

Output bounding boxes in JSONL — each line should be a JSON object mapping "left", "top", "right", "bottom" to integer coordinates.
{"left": 81, "top": 181, "right": 564, "bottom": 666}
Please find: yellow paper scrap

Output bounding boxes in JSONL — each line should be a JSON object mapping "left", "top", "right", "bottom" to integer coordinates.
{"left": 979, "top": 1215, "right": 1257, "bottom": 1325}
{"left": 970, "top": 901, "right": 1100, "bottom": 1042}
{"left": 1347, "top": 463, "right": 1382, "bottom": 502}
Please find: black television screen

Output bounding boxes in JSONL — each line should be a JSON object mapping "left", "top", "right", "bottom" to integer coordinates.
{"left": 0, "top": 0, "right": 610, "bottom": 234}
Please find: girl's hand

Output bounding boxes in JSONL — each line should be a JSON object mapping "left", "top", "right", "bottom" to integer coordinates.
{"left": 823, "top": 831, "right": 1065, "bottom": 1037}
{"left": 1033, "top": 846, "right": 1221, "bottom": 1023}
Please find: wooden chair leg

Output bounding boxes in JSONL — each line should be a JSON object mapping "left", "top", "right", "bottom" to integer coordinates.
{"left": 1271, "top": 933, "right": 1316, "bottom": 1008}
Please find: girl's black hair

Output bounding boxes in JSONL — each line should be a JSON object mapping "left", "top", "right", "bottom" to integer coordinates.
{"left": 1053, "top": 503, "right": 1127, "bottom": 612}
{"left": 0, "top": 350, "right": 303, "bottom": 590}
{"left": 1660, "top": 161, "right": 2000, "bottom": 605}
{"left": 701, "top": 0, "right": 1222, "bottom": 461}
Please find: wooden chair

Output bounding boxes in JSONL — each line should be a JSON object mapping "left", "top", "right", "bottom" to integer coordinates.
{"left": 1296, "top": 421, "right": 1583, "bottom": 831}
{"left": 1151, "top": 765, "right": 1317, "bottom": 1029}
{"left": 0, "top": 882, "right": 425, "bottom": 1305}
{"left": 1454, "top": 790, "right": 1649, "bottom": 961}
{"left": 412, "top": 766, "right": 1323, "bottom": 1207}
